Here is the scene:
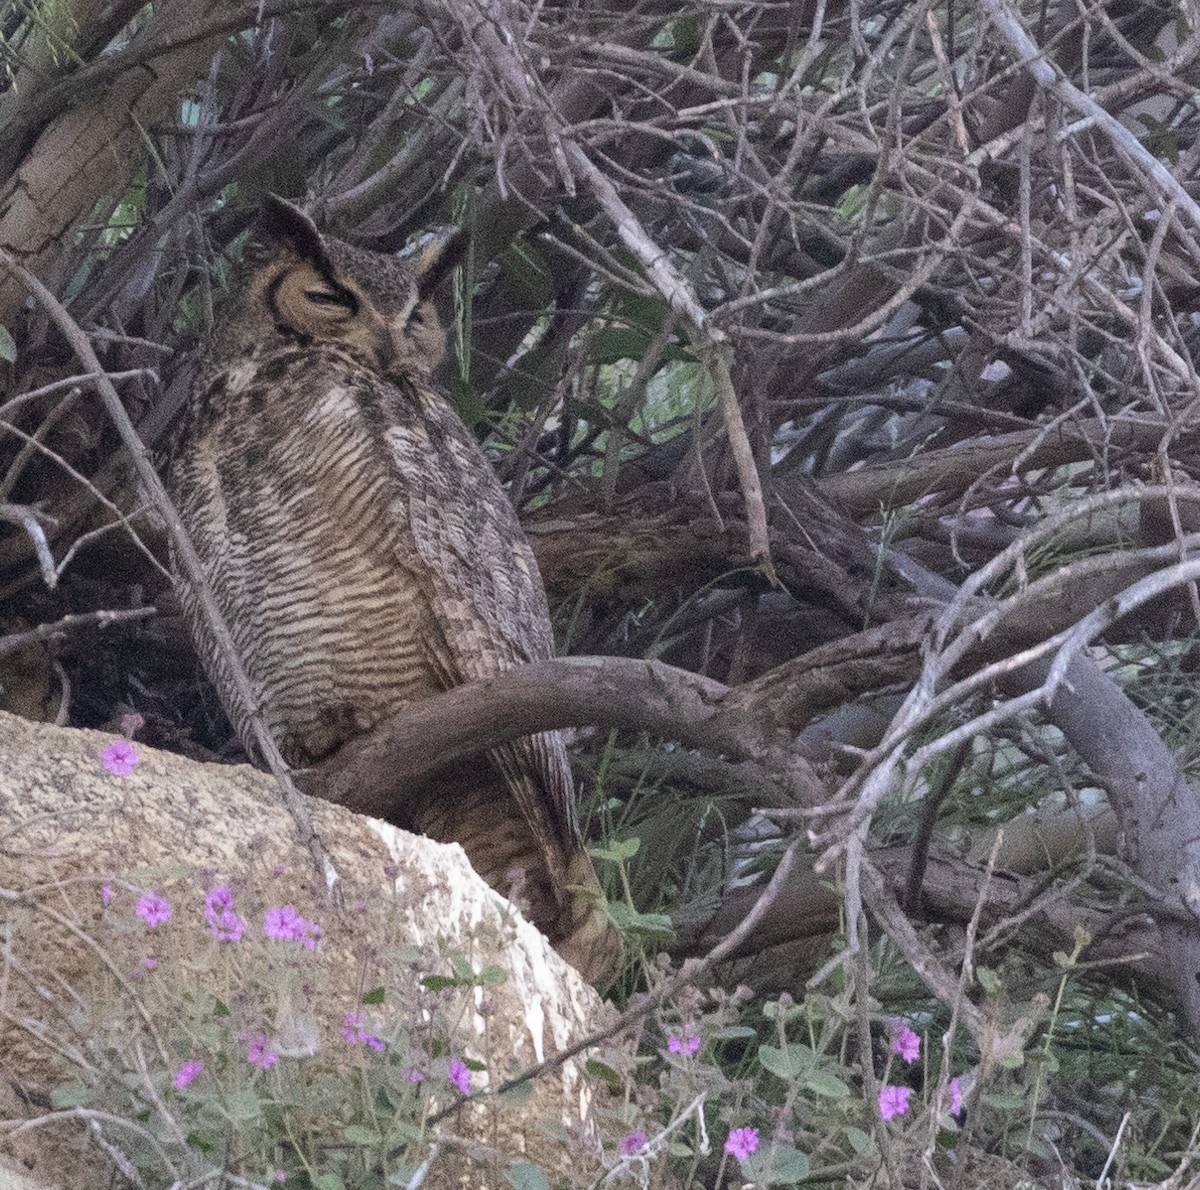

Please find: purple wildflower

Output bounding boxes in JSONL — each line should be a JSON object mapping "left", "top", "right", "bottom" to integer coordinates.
{"left": 102, "top": 740, "right": 139, "bottom": 776}
{"left": 667, "top": 1033, "right": 700, "bottom": 1056}
{"left": 341, "top": 1010, "right": 385, "bottom": 1050}
{"left": 263, "top": 905, "right": 320, "bottom": 949}
{"left": 245, "top": 1033, "right": 279, "bottom": 1070}
{"left": 143, "top": 957, "right": 157, "bottom": 971}
{"left": 619, "top": 1131, "right": 648, "bottom": 1156}
{"left": 879, "top": 1085, "right": 911, "bottom": 1121}
{"left": 273, "top": 1172, "right": 287, "bottom": 1183}
{"left": 205, "top": 884, "right": 246, "bottom": 942}
{"left": 949, "top": 1077, "right": 963, "bottom": 1117}
{"left": 136, "top": 892, "right": 171, "bottom": 928}
{"left": 405, "top": 1067, "right": 424, "bottom": 1083}
{"left": 448, "top": 1059, "right": 471, "bottom": 1095}
{"left": 101, "top": 884, "right": 112, "bottom": 906}
{"left": 173, "top": 1060, "right": 203, "bottom": 1090}
{"left": 891, "top": 1024, "right": 920, "bottom": 1064}
{"left": 724, "top": 1127, "right": 759, "bottom": 1160}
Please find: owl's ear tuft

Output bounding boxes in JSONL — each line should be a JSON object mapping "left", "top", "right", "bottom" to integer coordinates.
{"left": 256, "top": 195, "right": 333, "bottom": 271}
{"left": 410, "top": 227, "right": 469, "bottom": 300}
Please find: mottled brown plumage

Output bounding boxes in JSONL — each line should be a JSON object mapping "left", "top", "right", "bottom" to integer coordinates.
{"left": 166, "top": 196, "right": 619, "bottom": 983}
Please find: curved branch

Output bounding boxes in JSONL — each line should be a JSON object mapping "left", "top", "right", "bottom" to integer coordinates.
{"left": 307, "top": 655, "right": 826, "bottom": 817}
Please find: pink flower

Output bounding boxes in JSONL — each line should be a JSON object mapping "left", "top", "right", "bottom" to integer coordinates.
{"left": 173, "top": 1060, "right": 203, "bottom": 1089}
{"left": 136, "top": 892, "right": 171, "bottom": 928}
{"left": 879, "top": 1085, "right": 911, "bottom": 1121}
{"left": 448, "top": 1059, "right": 471, "bottom": 1095}
{"left": 891, "top": 1024, "right": 920, "bottom": 1064}
{"left": 341, "top": 1010, "right": 385, "bottom": 1050}
{"left": 273, "top": 1172, "right": 287, "bottom": 1183}
{"left": 205, "top": 884, "right": 245, "bottom": 942}
{"left": 101, "top": 884, "right": 112, "bottom": 906}
{"left": 405, "top": 1067, "right": 424, "bottom": 1083}
{"left": 245, "top": 1033, "right": 279, "bottom": 1070}
{"left": 619, "top": 1131, "right": 647, "bottom": 1156}
{"left": 263, "top": 905, "right": 320, "bottom": 948}
{"left": 724, "top": 1127, "right": 759, "bottom": 1160}
{"left": 102, "top": 740, "right": 139, "bottom": 776}
{"left": 949, "top": 1077, "right": 963, "bottom": 1117}
{"left": 667, "top": 1033, "right": 700, "bottom": 1056}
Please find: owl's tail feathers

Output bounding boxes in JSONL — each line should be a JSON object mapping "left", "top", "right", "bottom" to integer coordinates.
{"left": 553, "top": 850, "right": 625, "bottom": 989}
{"left": 405, "top": 767, "right": 623, "bottom": 986}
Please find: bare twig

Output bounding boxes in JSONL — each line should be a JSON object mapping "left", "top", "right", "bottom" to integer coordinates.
{"left": 0, "top": 607, "right": 156, "bottom": 657}
{"left": 982, "top": 0, "right": 1200, "bottom": 235}
{"left": 0, "top": 503, "right": 56, "bottom": 588}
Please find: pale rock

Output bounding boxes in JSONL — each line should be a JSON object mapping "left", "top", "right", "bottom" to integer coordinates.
{"left": 0, "top": 711, "right": 608, "bottom": 1189}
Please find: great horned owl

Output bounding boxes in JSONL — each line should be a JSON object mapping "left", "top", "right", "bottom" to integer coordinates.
{"left": 166, "top": 196, "right": 619, "bottom": 984}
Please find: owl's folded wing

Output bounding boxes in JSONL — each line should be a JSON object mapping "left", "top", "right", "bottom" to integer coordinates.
{"left": 376, "top": 378, "right": 579, "bottom": 853}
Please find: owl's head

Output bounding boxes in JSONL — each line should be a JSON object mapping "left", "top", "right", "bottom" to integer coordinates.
{"left": 237, "top": 195, "right": 464, "bottom": 382}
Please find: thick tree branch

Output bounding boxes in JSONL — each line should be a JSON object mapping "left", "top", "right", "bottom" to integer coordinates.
{"left": 307, "top": 655, "right": 826, "bottom": 817}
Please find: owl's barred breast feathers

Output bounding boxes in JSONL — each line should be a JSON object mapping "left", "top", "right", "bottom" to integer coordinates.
{"left": 165, "top": 196, "right": 619, "bottom": 983}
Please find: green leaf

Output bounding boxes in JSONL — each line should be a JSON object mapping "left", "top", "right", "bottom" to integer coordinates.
{"left": 846, "top": 1126, "right": 875, "bottom": 1157}
{"left": 315, "top": 1174, "right": 346, "bottom": 1190}
{"left": 421, "top": 975, "right": 460, "bottom": 991}
{"left": 361, "top": 986, "right": 386, "bottom": 1005}
{"left": 982, "top": 1087, "right": 1027, "bottom": 1110}
{"left": 185, "top": 1129, "right": 219, "bottom": 1155}
{"left": 712, "top": 1025, "right": 758, "bottom": 1040}
{"left": 585, "top": 1058, "right": 622, "bottom": 1087}
{"left": 478, "top": 965, "right": 509, "bottom": 986}
{"left": 623, "top": 910, "right": 674, "bottom": 938}
{"left": 758, "top": 1043, "right": 808, "bottom": 1080}
{"left": 344, "top": 1125, "right": 381, "bottom": 1145}
{"left": 591, "top": 836, "right": 640, "bottom": 862}
{"left": 604, "top": 902, "right": 673, "bottom": 936}
{"left": 50, "top": 1081, "right": 90, "bottom": 1108}
{"left": 975, "top": 966, "right": 1000, "bottom": 995}
{"left": 764, "top": 1144, "right": 811, "bottom": 1184}
{"left": 223, "top": 1089, "right": 263, "bottom": 1121}
{"left": 805, "top": 1069, "right": 851, "bottom": 1099}
{"left": 505, "top": 1161, "right": 550, "bottom": 1190}
{"left": 0, "top": 325, "right": 16, "bottom": 363}
{"left": 1028, "top": 1049, "right": 1059, "bottom": 1073}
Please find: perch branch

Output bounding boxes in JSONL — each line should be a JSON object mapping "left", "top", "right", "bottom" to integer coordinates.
{"left": 309, "top": 655, "right": 826, "bottom": 815}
